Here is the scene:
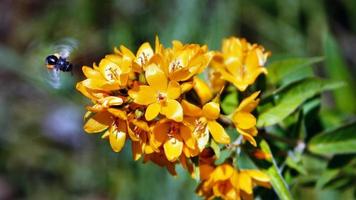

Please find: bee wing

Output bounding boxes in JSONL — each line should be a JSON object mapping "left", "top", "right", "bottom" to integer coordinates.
{"left": 53, "top": 38, "right": 78, "bottom": 59}
{"left": 46, "top": 68, "right": 62, "bottom": 89}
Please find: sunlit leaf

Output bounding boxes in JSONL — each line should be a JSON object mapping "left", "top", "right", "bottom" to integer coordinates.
{"left": 267, "top": 57, "right": 323, "bottom": 84}
{"left": 257, "top": 78, "right": 344, "bottom": 127}
{"left": 258, "top": 140, "right": 293, "bottom": 200}
{"left": 308, "top": 121, "right": 356, "bottom": 155}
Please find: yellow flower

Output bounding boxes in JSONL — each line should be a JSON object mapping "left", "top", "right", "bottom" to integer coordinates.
{"left": 209, "top": 68, "right": 226, "bottom": 93}
{"left": 196, "top": 163, "right": 240, "bottom": 200}
{"left": 162, "top": 40, "right": 213, "bottom": 82}
{"left": 196, "top": 162, "right": 271, "bottom": 200}
{"left": 238, "top": 170, "right": 271, "bottom": 199}
{"left": 182, "top": 100, "right": 231, "bottom": 148}
{"left": 83, "top": 111, "right": 127, "bottom": 153}
{"left": 129, "top": 64, "right": 183, "bottom": 122}
{"left": 193, "top": 77, "right": 213, "bottom": 105}
{"left": 127, "top": 117, "right": 155, "bottom": 160}
{"left": 232, "top": 91, "right": 260, "bottom": 146}
{"left": 212, "top": 37, "right": 269, "bottom": 91}
{"left": 198, "top": 148, "right": 216, "bottom": 181}
{"left": 151, "top": 119, "right": 196, "bottom": 162}
{"left": 80, "top": 54, "right": 131, "bottom": 91}
{"left": 115, "top": 42, "right": 154, "bottom": 72}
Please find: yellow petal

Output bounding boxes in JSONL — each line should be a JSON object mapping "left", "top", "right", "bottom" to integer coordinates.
{"left": 237, "top": 91, "right": 260, "bottom": 112}
{"left": 167, "top": 81, "right": 181, "bottom": 100}
{"left": 180, "top": 124, "right": 196, "bottom": 149}
{"left": 237, "top": 127, "right": 257, "bottom": 147}
{"left": 212, "top": 164, "right": 234, "bottom": 181}
{"left": 132, "top": 119, "right": 150, "bottom": 132}
{"left": 161, "top": 99, "right": 183, "bottom": 122}
{"left": 118, "top": 45, "right": 136, "bottom": 59}
{"left": 145, "top": 102, "right": 161, "bottom": 121}
{"left": 233, "top": 112, "right": 256, "bottom": 129}
{"left": 181, "top": 100, "right": 202, "bottom": 117}
{"left": 151, "top": 121, "right": 169, "bottom": 148}
{"left": 127, "top": 123, "right": 140, "bottom": 141}
{"left": 82, "top": 66, "right": 102, "bottom": 79}
{"left": 196, "top": 127, "right": 210, "bottom": 151}
{"left": 99, "top": 96, "right": 123, "bottom": 107}
{"left": 107, "top": 108, "right": 127, "bottom": 120}
{"left": 109, "top": 125, "right": 126, "bottom": 152}
{"left": 202, "top": 102, "right": 220, "bottom": 120}
{"left": 193, "top": 77, "right": 212, "bottom": 104}
{"left": 219, "top": 68, "right": 248, "bottom": 91}
{"left": 239, "top": 171, "right": 253, "bottom": 194}
{"left": 83, "top": 112, "right": 112, "bottom": 133}
{"left": 136, "top": 42, "right": 154, "bottom": 66}
{"left": 155, "top": 35, "right": 163, "bottom": 54}
{"left": 181, "top": 81, "right": 194, "bottom": 93}
{"left": 207, "top": 121, "right": 230, "bottom": 144}
{"left": 82, "top": 78, "right": 121, "bottom": 91}
{"left": 145, "top": 64, "right": 167, "bottom": 91}
{"left": 163, "top": 137, "right": 183, "bottom": 162}
{"left": 144, "top": 144, "right": 155, "bottom": 154}
{"left": 131, "top": 85, "right": 157, "bottom": 105}
{"left": 105, "top": 54, "right": 131, "bottom": 74}
{"left": 245, "top": 170, "right": 270, "bottom": 183}
{"left": 76, "top": 82, "right": 98, "bottom": 100}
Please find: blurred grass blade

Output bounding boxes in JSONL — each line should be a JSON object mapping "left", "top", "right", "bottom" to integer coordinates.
{"left": 267, "top": 57, "right": 323, "bottom": 84}
{"left": 323, "top": 32, "right": 356, "bottom": 113}
{"left": 257, "top": 78, "right": 345, "bottom": 127}
{"left": 308, "top": 121, "right": 356, "bottom": 155}
{"left": 259, "top": 140, "right": 293, "bottom": 200}
{"left": 316, "top": 169, "right": 340, "bottom": 189}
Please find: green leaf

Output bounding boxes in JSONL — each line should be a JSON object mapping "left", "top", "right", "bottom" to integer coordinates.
{"left": 323, "top": 32, "right": 356, "bottom": 113}
{"left": 210, "top": 140, "right": 221, "bottom": 159}
{"left": 257, "top": 78, "right": 344, "bottom": 127}
{"left": 221, "top": 87, "right": 238, "bottom": 114}
{"left": 285, "top": 156, "right": 307, "bottom": 175}
{"left": 267, "top": 57, "right": 323, "bottom": 84}
{"left": 316, "top": 169, "right": 340, "bottom": 189}
{"left": 259, "top": 140, "right": 293, "bottom": 200}
{"left": 308, "top": 121, "right": 356, "bottom": 155}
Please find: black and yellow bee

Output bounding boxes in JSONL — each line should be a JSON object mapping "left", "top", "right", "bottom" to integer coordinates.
{"left": 44, "top": 39, "right": 77, "bottom": 89}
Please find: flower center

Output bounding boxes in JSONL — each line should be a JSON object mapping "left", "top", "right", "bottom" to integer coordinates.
{"left": 157, "top": 92, "right": 167, "bottom": 103}
{"left": 169, "top": 59, "right": 183, "bottom": 73}
{"left": 167, "top": 122, "right": 180, "bottom": 140}
{"left": 105, "top": 66, "right": 120, "bottom": 82}
{"left": 193, "top": 117, "right": 208, "bottom": 137}
{"left": 138, "top": 52, "right": 152, "bottom": 66}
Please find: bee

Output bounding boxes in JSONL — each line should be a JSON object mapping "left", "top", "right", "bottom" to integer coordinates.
{"left": 45, "top": 39, "right": 77, "bottom": 89}
{"left": 45, "top": 54, "right": 73, "bottom": 72}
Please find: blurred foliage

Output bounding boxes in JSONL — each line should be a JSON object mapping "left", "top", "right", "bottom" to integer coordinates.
{"left": 0, "top": 0, "right": 355, "bottom": 199}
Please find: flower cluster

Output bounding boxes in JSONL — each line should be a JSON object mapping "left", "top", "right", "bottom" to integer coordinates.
{"left": 197, "top": 149, "right": 271, "bottom": 200}
{"left": 76, "top": 36, "right": 270, "bottom": 199}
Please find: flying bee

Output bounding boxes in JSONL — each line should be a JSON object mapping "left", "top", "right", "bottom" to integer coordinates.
{"left": 45, "top": 54, "right": 73, "bottom": 72}
{"left": 45, "top": 39, "right": 78, "bottom": 89}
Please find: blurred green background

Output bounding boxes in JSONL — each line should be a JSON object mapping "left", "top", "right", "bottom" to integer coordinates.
{"left": 0, "top": 0, "right": 355, "bottom": 199}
